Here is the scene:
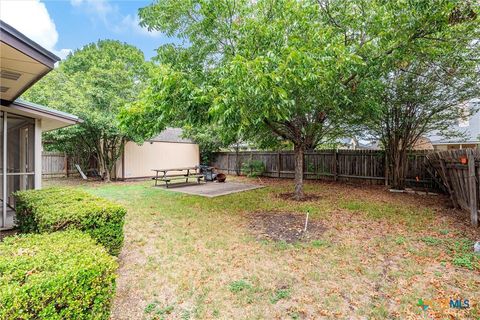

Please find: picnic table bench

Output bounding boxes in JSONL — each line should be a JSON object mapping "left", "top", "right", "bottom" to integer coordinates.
{"left": 152, "top": 166, "right": 204, "bottom": 188}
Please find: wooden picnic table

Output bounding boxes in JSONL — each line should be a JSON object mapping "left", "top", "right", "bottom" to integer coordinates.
{"left": 152, "top": 166, "right": 204, "bottom": 188}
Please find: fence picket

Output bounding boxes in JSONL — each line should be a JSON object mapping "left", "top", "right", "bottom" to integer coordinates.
{"left": 427, "top": 149, "right": 479, "bottom": 227}
{"left": 42, "top": 152, "right": 81, "bottom": 177}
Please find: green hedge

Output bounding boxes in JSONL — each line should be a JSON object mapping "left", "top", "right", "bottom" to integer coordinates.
{"left": 0, "top": 231, "right": 117, "bottom": 319}
{"left": 14, "top": 187, "right": 126, "bottom": 256}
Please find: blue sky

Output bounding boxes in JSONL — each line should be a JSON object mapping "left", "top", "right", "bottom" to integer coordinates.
{"left": 0, "top": 0, "right": 179, "bottom": 60}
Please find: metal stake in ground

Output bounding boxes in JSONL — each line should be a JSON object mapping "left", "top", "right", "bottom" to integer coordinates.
{"left": 304, "top": 210, "right": 309, "bottom": 233}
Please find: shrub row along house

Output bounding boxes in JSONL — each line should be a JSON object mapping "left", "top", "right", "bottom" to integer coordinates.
{"left": 0, "top": 20, "right": 81, "bottom": 230}
{"left": 2, "top": 188, "right": 126, "bottom": 318}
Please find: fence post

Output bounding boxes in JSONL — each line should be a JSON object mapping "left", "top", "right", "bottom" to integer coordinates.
{"left": 334, "top": 149, "right": 338, "bottom": 181}
{"left": 384, "top": 152, "right": 389, "bottom": 186}
{"left": 440, "top": 158, "right": 458, "bottom": 208}
{"left": 235, "top": 151, "right": 239, "bottom": 176}
{"left": 277, "top": 151, "right": 281, "bottom": 178}
{"left": 65, "top": 153, "right": 69, "bottom": 177}
{"left": 250, "top": 152, "right": 253, "bottom": 176}
{"left": 467, "top": 150, "right": 478, "bottom": 227}
{"left": 227, "top": 153, "right": 230, "bottom": 175}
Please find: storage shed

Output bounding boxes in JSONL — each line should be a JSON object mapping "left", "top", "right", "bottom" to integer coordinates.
{"left": 115, "top": 128, "right": 199, "bottom": 180}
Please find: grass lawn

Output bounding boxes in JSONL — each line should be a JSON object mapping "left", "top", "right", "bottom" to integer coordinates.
{"left": 46, "top": 177, "right": 480, "bottom": 319}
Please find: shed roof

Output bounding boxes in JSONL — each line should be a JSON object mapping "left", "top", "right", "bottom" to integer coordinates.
{"left": 149, "top": 128, "right": 194, "bottom": 143}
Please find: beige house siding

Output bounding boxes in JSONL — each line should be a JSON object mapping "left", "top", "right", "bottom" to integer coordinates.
{"left": 116, "top": 141, "right": 200, "bottom": 179}
{"left": 433, "top": 143, "right": 479, "bottom": 151}
{"left": 412, "top": 137, "right": 434, "bottom": 150}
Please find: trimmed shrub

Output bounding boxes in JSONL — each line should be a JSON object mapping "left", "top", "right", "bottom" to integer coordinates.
{"left": 241, "top": 160, "right": 265, "bottom": 177}
{"left": 0, "top": 231, "right": 117, "bottom": 319}
{"left": 14, "top": 187, "right": 126, "bottom": 255}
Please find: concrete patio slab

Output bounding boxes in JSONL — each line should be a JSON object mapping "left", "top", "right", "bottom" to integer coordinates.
{"left": 0, "top": 207, "right": 16, "bottom": 231}
{"left": 159, "top": 181, "right": 263, "bottom": 197}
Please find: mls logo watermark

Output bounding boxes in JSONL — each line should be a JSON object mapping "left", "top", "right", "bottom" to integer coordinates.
{"left": 448, "top": 299, "right": 470, "bottom": 309}
{"left": 417, "top": 299, "right": 429, "bottom": 311}
{"left": 418, "top": 298, "right": 471, "bottom": 311}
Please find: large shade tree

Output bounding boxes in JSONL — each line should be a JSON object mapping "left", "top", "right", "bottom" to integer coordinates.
{"left": 120, "top": 0, "right": 478, "bottom": 199}
{"left": 121, "top": 0, "right": 368, "bottom": 199}
{"left": 362, "top": 2, "right": 479, "bottom": 189}
{"left": 369, "top": 61, "right": 479, "bottom": 189}
{"left": 24, "top": 40, "right": 150, "bottom": 181}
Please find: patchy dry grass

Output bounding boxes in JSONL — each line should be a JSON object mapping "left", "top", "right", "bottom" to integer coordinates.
{"left": 45, "top": 177, "right": 480, "bottom": 319}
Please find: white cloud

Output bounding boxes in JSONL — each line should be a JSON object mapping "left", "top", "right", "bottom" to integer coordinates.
{"left": 0, "top": 0, "right": 72, "bottom": 60}
{"left": 55, "top": 48, "right": 73, "bottom": 60}
{"left": 71, "top": 0, "right": 163, "bottom": 38}
{"left": 70, "top": 0, "right": 116, "bottom": 25}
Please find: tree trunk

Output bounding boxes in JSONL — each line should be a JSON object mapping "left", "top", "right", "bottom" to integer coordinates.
{"left": 293, "top": 144, "right": 305, "bottom": 200}
{"left": 104, "top": 164, "right": 111, "bottom": 182}
{"left": 96, "top": 141, "right": 111, "bottom": 182}
{"left": 235, "top": 144, "right": 240, "bottom": 176}
{"left": 104, "top": 138, "right": 126, "bottom": 183}
{"left": 96, "top": 149, "right": 106, "bottom": 182}
{"left": 390, "top": 144, "right": 408, "bottom": 190}
{"left": 99, "top": 154, "right": 111, "bottom": 182}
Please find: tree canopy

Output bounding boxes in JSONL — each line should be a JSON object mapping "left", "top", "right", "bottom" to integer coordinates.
{"left": 119, "top": 0, "right": 479, "bottom": 197}
{"left": 361, "top": 1, "right": 479, "bottom": 189}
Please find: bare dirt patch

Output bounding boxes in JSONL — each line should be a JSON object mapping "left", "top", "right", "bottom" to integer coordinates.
{"left": 276, "top": 192, "right": 321, "bottom": 202}
{"left": 0, "top": 229, "right": 17, "bottom": 241}
{"left": 247, "top": 211, "right": 326, "bottom": 243}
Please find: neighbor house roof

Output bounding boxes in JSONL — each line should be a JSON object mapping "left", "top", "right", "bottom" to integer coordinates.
{"left": 149, "top": 128, "right": 194, "bottom": 143}
{"left": 429, "top": 99, "right": 480, "bottom": 145}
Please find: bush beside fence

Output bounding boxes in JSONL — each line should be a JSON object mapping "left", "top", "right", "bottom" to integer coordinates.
{"left": 0, "top": 231, "right": 117, "bottom": 320}
{"left": 14, "top": 187, "right": 126, "bottom": 255}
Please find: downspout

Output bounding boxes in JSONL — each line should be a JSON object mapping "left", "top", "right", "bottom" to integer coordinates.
{"left": 34, "top": 119, "right": 42, "bottom": 189}
{"left": 2, "top": 112, "right": 7, "bottom": 228}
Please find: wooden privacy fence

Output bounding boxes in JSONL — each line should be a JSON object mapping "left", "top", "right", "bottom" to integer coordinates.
{"left": 211, "top": 149, "right": 437, "bottom": 189}
{"left": 42, "top": 152, "right": 78, "bottom": 177}
{"left": 427, "top": 149, "right": 479, "bottom": 227}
